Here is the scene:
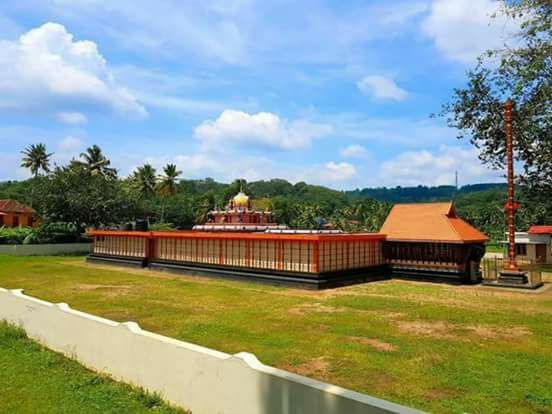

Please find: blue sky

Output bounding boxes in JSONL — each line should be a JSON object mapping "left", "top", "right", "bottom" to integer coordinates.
{"left": 0, "top": 0, "right": 518, "bottom": 189}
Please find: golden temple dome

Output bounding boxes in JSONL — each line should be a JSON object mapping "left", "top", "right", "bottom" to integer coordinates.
{"left": 233, "top": 191, "right": 250, "bottom": 207}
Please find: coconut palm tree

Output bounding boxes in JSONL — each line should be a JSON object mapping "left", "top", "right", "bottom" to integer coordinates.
{"left": 157, "top": 164, "right": 182, "bottom": 222}
{"left": 157, "top": 164, "right": 182, "bottom": 197}
{"left": 20, "top": 143, "right": 53, "bottom": 177}
{"left": 73, "top": 145, "right": 117, "bottom": 179}
{"left": 132, "top": 164, "right": 157, "bottom": 199}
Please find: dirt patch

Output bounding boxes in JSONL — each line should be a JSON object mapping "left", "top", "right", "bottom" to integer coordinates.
{"left": 74, "top": 284, "right": 133, "bottom": 297}
{"left": 397, "top": 321, "right": 455, "bottom": 339}
{"left": 465, "top": 325, "right": 532, "bottom": 339}
{"left": 76, "top": 284, "right": 132, "bottom": 290}
{"left": 397, "top": 320, "right": 532, "bottom": 341}
{"left": 347, "top": 336, "right": 398, "bottom": 352}
{"left": 288, "top": 302, "right": 347, "bottom": 316}
{"left": 283, "top": 357, "right": 331, "bottom": 377}
{"left": 424, "top": 387, "right": 463, "bottom": 400}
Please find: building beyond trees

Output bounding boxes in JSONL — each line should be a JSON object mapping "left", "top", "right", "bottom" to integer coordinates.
{"left": 0, "top": 199, "right": 36, "bottom": 228}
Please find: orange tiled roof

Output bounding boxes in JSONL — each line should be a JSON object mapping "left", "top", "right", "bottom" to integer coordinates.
{"left": 380, "top": 202, "right": 489, "bottom": 244}
{"left": 0, "top": 199, "right": 35, "bottom": 214}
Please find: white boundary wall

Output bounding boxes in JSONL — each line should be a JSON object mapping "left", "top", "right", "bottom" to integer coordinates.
{"left": 0, "top": 287, "right": 423, "bottom": 414}
{"left": 0, "top": 243, "right": 91, "bottom": 256}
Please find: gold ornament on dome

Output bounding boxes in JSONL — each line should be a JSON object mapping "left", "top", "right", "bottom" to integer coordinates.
{"left": 233, "top": 191, "right": 250, "bottom": 207}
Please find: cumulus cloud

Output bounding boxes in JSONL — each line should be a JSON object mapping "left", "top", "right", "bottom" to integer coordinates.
{"left": 59, "top": 136, "right": 82, "bottom": 151}
{"left": 193, "top": 109, "right": 333, "bottom": 150}
{"left": 57, "top": 111, "right": 88, "bottom": 124}
{"left": 422, "top": 0, "right": 519, "bottom": 63}
{"left": 357, "top": 75, "right": 408, "bottom": 101}
{"left": 318, "top": 162, "right": 358, "bottom": 182}
{"left": 340, "top": 144, "right": 368, "bottom": 158}
{"left": 379, "top": 146, "right": 502, "bottom": 186}
{"left": 0, "top": 22, "right": 146, "bottom": 118}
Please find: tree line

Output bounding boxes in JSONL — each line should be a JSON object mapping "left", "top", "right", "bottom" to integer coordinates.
{"left": 4, "top": 141, "right": 551, "bottom": 242}
{"left": 9, "top": 143, "right": 392, "bottom": 233}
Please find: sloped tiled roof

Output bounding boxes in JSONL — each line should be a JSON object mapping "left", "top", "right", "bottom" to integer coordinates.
{"left": 380, "top": 202, "right": 489, "bottom": 244}
{"left": 0, "top": 199, "right": 35, "bottom": 214}
{"left": 528, "top": 225, "right": 552, "bottom": 235}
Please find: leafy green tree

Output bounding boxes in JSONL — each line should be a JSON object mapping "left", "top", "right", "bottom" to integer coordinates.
{"left": 291, "top": 204, "right": 325, "bottom": 229}
{"left": 32, "top": 165, "right": 132, "bottom": 230}
{"left": 73, "top": 145, "right": 117, "bottom": 179}
{"left": 269, "top": 196, "right": 297, "bottom": 225}
{"left": 441, "top": 0, "right": 551, "bottom": 194}
{"left": 20, "top": 143, "right": 53, "bottom": 177}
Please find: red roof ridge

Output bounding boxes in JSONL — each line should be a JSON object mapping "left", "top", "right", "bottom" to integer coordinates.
{"left": 528, "top": 225, "right": 552, "bottom": 234}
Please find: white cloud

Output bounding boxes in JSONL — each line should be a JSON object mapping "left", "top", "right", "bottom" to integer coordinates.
{"left": 422, "top": 0, "right": 519, "bottom": 63}
{"left": 340, "top": 144, "right": 368, "bottom": 159}
{"left": 57, "top": 111, "right": 88, "bottom": 124}
{"left": 357, "top": 75, "right": 408, "bottom": 101}
{"left": 318, "top": 161, "right": 358, "bottom": 182}
{"left": 0, "top": 22, "right": 147, "bottom": 118}
{"left": 194, "top": 109, "right": 333, "bottom": 150}
{"left": 59, "top": 136, "right": 82, "bottom": 151}
{"left": 379, "top": 145, "right": 502, "bottom": 186}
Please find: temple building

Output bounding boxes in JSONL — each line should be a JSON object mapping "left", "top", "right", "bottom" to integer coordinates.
{"left": 381, "top": 202, "right": 488, "bottom": 283}
{"left": 193, "top": 190, "right": 288, "bottom": 232}
{"left": 88, "top": 195, "right": 490, "bottom": 289}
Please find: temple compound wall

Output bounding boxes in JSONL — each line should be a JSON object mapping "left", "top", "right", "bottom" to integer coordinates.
{"left": 88, "top": 231, "right": 387, "bottom": 289}
{"left": 0, "top": 287, "right": 422, "bottom": 414}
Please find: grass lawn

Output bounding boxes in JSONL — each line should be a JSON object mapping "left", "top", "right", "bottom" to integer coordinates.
{"left": 0, "top": 321, "right": 187, "bottom": 413}
{"left": 484, "top": 244, "right": 504, "bottom": 254}
{"left": 1, "top": 255, "right": 551, "bottom": 414}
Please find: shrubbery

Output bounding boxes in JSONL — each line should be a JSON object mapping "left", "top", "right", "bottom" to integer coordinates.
{"left": 148, "top": 222, "right": 177, "bottom": 231}
{"left": 0, "top": 223, "right": 86, "bottom": 245}
{"left": 0, "top": 227, "right": 34, "bottom": 245}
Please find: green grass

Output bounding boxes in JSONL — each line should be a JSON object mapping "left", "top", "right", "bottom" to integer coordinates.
{"left": 0, "top": 320, "right": 188, "bottom": 414}
{"left": 485, "top": 243, "right": 504, "bottom": 254}
{"left": 1, "top": 255, "right": 551, "bottom": 414}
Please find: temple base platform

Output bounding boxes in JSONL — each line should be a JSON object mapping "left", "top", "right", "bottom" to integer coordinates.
{"left": 149, "top": 262, "right": 390, "bottom": 290}
{"left": 87, "top": 254, "right": 147, "bottom": 268}
{"left": 482, "top": 270, "right": 543, "bottom": 290}
{"left": 389, "top": 267, "right": 477, "bottom": 285}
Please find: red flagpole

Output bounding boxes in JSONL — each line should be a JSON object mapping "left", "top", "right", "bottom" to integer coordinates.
{"left": 504, "top": 99, "right": 520, "bottom": 272}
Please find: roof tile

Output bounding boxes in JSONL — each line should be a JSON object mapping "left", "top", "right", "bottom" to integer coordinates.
{"left": 0, "top": 199, "right": 35, "bottom": 214}
{"left": 380, "top": 202, "right": 488, "bottom": 243}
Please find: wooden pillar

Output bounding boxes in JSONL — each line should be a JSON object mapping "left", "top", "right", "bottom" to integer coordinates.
{"left": 313, "top": 240, "right": 320, "bottom": 273}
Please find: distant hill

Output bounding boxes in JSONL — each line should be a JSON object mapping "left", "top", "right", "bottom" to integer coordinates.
{"left": 2, "top": 177, "right": 506, "bottom": 207}
{"left": 346, "top": 183, "right": 506, "bottom": 203}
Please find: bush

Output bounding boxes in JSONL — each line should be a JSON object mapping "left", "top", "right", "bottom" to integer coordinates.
{"left": 149, "top": 222, "right": 177, "bottom": 231}
{"left": 0, "top": 226, "right": 34, "bottom": 245}
{"left": 23, "top": 223, "right": 84, "bottom": 245}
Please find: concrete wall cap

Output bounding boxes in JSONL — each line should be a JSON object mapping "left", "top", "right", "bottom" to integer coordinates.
{"left": 120, "top": 321, "right": 142, "bottom": 333}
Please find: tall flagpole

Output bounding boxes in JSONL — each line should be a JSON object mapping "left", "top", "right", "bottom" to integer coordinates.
{"left": 504, "top": 99, "right": 520, "bottom": 272}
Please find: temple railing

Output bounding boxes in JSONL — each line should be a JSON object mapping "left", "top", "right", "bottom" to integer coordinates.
{"left": 88, "top": 231, "right": 386, "bottom": 275}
